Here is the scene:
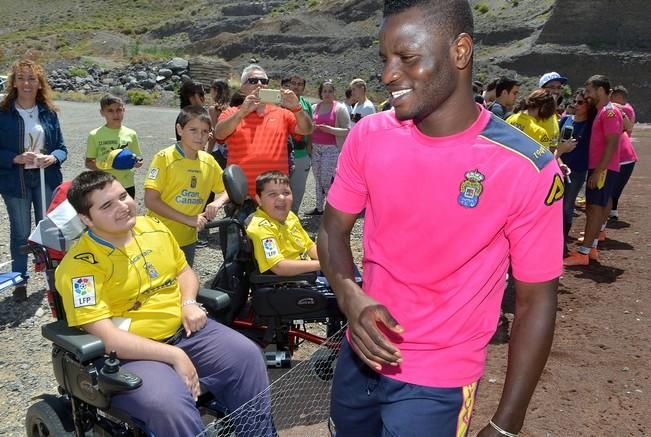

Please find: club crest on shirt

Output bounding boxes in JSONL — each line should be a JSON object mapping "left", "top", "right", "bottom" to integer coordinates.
{"left": 262, "top": 238, "right": 279, "bottom": 258}
{"left": 190, "top": 175, "right": 197, "bottom": 189}
{"left": 148, "top": 167, "right": 159, "bottom": 180}
{"left": 72, "top": 276, "right": 97, "bottom": 308}
{"left": 458, "top": 169, "right": 485, "bottom": 208}
{"left": 144, "top": 262, "right": 159, "bottom": 279}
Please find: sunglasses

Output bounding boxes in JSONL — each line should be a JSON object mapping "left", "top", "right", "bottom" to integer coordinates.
{"left": 246, "top": 77, "right": 269, "bottom": 85}
{"left": 574, "top": 100, "right": 586, "bottom": 105}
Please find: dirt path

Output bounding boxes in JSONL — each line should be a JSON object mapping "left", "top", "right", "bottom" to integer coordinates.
{"left": 471, "top": 125, "right": 651, "bottom": 436}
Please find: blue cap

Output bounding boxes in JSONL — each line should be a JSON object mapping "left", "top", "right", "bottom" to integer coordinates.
{"left": 99, "top": 148, "right": 138, "bottom": 170}
{"left": 539, "top": 72, "right": 568, "bottom": 88}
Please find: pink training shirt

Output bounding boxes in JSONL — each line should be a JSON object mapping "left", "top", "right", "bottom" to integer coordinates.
{"left": 618, "top": 103, "right": 638, "bottom": 164}
{"left": 589, "top": 103, "right": 623, "bottom": 172}
{"left": 328, "top": 106, "right": 563, "bottom": 388}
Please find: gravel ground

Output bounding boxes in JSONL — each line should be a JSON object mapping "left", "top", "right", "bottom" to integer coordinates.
{"left": 0, "top": 100, "right": 364, "bottom": 435}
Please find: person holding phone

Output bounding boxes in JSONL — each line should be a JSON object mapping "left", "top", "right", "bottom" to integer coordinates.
{"left": 214, "top": 64, "right": 313, "bottom": 199}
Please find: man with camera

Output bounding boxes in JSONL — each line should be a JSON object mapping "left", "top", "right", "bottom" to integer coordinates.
{"left": 214, "top": 64, "right": 314, "bottom": 199}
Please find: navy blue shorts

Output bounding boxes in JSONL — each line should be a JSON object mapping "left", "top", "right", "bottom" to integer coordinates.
{"left": 330, "top": 339, "right": 478, "bottom": 437}
{"left": 586, "top": 169, "right": 618, "bottom": 207}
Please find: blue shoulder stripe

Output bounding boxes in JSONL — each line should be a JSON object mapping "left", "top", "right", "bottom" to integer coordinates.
{"left": 479, "top": 115, "right": 554, "bottom": 172}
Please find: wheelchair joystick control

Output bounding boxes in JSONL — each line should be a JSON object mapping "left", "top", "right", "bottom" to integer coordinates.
{"left": 99, "top": 350, "right": 143, "bottom": 395}
{"left": 103, "top": 351, "right": 120, "bottom": 374}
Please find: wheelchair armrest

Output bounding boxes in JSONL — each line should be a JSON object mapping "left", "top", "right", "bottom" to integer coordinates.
{"left": 250, "top": 270, "right": 317, "bottom": 285}
{"left": 42, "top": 320, "right": 105, "bottom": 362}
{"left": 197, "top": 287, "right": 231, "bottom": 313}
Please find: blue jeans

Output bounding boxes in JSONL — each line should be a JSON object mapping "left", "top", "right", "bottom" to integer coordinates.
{"left": 1, "top": 182, "right": 53, "bottom": 281}
{"left": 562, "top": 169, "right": 587, "bottom": 228}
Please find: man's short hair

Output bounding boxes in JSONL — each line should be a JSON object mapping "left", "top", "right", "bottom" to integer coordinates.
{"left": 68, "top": 171, "right": 117, "bottom": 217}
{"left": 176, "top": 105, "right": 211, "bottom": 129}
{"left": 100, "top": 94, "right": 124, "bottom": 110}
{"left": 585, "top": 74, "right": 611, "bottom": 94}
{"left": 284, "top": 74, "right": 306, "bottom": 87}
{"left": 496, "top": 77, "right": 520, "bottom": 97}
{"left": 485, "top": 78, "right": 498, "bottom": 92}
{"left": 611, "top": 85, "right": 629, "bottom": 98}
{"left": 241, "top": 64, "right": 267, "bottom": 84}
{"left": 280, "top": 77, "right": 292, "bottom": 88}
{"left": 255, "top": 170, "right": 290, "bottom": 196}
{"left": 349, "top": 78, "right": 367, "bottom": 91}
{"left": 520, "top": 88, "right": 556, "bottom": 120}
{"left": 383, "top": 0, "right": 474, "bottom": 40}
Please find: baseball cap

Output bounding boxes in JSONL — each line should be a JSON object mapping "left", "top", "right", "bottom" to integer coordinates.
{"left": 539, "top": 72, "right": 568, "bottom": 88}
{"left": 98, "top": 148, "right": 138, "bottom": 170}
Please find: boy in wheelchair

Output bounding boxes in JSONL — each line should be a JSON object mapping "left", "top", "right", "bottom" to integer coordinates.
{"left": 247, "top": 171, "right": 321, "bottom": 277}
{"left": 54, "top": 170, "right": 273, "bottom": 436}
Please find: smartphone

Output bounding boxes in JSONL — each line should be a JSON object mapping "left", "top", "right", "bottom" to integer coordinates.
{"left": 259, "top": 89, "right": 282, "bottom": 105}
{"left": 561, "top": 124, "right": 574, "bottom": 141}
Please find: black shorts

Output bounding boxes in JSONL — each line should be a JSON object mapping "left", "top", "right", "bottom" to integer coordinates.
{"left": 585, "top": 169, "right": 618, "bottom": 206}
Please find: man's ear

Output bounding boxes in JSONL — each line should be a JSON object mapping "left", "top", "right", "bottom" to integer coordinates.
{"left": 78, "top": 213, "right": 93, "bottom": 228}
{"left": 175, "top": 123, "right": 183, "bottom": 139}
{"left": 255, "top": 194, "right": 261, "bottom": 205}
{"left": 452, "top": 33, "right": 473, "bottom": 70}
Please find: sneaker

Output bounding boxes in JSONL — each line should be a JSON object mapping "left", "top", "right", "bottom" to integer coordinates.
{"left": 589, "top": 248, "right": 599, "bottom": 261}
{"left": 563, "top": 251, "right": 589, "bottom": 266}
{"left": 196, "top": 239, "right": 209, "bottom": 248}
{"left": 306, "top": 208, "right": 323, "bottom": 216}
{"left": 13, "top": 285, "right": 27, "bottom": 302}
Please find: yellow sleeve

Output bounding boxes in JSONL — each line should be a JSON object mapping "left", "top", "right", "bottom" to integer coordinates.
{"left": 55, "top": 257, "right": 112, "bottom": 328}
{"left": 144, "top": 151, "right": 167, "bottom": 191}
{"left": 247, "top": 220, "right": 285, "bottom": 273}
{"left": 210, "top": 157, "right": 225, "bottom": 194}
{"left": 290, "top": 213, "right": 315, "bottom": 255}
{"left": 130, "top": 130, "right": 142, "bottom": 156}
{"left": 86, "top": 131, "right": 98, "bottom": 159}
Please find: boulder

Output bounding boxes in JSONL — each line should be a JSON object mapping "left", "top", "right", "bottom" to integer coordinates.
{"left": 166, "top": 57, "right": 189, "bottom": 73}
{"left": 158, "top": 68, "right": 173, "bottom": 78}
{"left": 140, "top": 79, "right": 157, "bottom": 90}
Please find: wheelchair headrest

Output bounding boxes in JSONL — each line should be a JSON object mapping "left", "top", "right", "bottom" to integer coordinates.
{"left": 222, "top": 165, "right": 249, "bottom": 207}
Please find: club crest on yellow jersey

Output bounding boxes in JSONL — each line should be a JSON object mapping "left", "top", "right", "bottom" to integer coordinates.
{"left": 458, "top": 169, "right": 485, "bottom": 208}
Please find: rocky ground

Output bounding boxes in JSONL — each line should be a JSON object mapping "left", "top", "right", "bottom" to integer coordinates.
{"left": 1, "top": 102, "right": 649, "bottom": 436}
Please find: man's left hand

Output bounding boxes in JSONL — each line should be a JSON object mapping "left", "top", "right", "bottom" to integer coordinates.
{"left": 34, "top": 154, "right": 57, "bottom": 168}
{"left": 280, "top": 89, "right": 300, "bottom": 111}
{"left": 182, "top": 303, "right": 207, "bottom": 337}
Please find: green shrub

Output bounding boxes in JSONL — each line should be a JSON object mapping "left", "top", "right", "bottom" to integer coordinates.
{"left": 474, "top": 3, "right": 489, "bottom": 14}
{"left": 68, "top": 66, "right": 88, "bottom": 77}
{"left": 127, "top": 89, "right": 156, "bottom": 105}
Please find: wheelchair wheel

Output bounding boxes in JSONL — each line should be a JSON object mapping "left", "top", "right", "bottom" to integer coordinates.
{"left": 25, "top": 398, "right": 74, "bottom": 437}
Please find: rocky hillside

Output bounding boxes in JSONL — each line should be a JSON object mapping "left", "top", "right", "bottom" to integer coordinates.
{"left": 1, "top": 0, "right": 649, "bottom": 120}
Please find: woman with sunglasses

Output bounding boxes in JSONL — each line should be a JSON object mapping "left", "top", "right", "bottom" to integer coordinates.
{"left": 0, "top": 58, "right": 68, "bottom": 301}
{"left": 558, "top": 88, "right": 597, "bottom": 255}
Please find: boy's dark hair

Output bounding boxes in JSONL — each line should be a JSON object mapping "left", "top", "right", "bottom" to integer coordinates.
{"left": 176, "top": 105, "right": 211, "bottom": 129}
{"left": 611, "top": 85, "right": 628, "bottom": 99}
{"left": 585, "top": 74, "right": 611, "bottom": 94}
{"left": 255, "top": 170, "right": 290, "bottom": 196}
{"left": 68, "top": 171, "right": 117, "bottom": 217}
{"left": 496, "top": 76, "right": 520, "bottom": 97}
{"left": 345, "top": 88, "right": 353, "bottom": 99}
{"left": 230, "top": 90, "right": 246, "bottom": 107}
{"left": 283, "top": 74, "right": 306, "bottom": 87}
{"left": 383, "top": 0, "right": 474, "bottom": 39}
{"left": 280, "top": 77, "right": 292, "bottom": 88}
{"left": 100, "top": 94, "right": 124, "bottom": 110}
{"left": 179, "top": 80, "right": 205, "bottom": 109}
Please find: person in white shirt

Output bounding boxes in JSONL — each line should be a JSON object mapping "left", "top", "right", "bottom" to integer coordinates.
{"left": 349, "top": 78, "right": 376, "bottom": 125}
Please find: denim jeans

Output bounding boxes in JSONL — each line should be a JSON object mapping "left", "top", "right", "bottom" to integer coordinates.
{"left": 1, "top": 182, "right": 53, "bottom": 281}
{"left": 562, "top": 169, "right": 587, "bottom": 254}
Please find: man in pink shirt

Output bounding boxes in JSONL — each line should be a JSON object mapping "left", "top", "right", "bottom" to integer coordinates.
{"left": 565, "top": 75, "right": 622, "bottom": 266}
{"left": 318, "top": 1, "right": 563, "bottom": 436}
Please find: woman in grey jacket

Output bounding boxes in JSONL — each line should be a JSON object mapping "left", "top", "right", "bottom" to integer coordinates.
{"left": 0, "top": 59, "right": 67, "bottom": 301}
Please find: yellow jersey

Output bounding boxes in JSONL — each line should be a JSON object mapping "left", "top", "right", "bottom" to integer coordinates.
{"left": 506, "top": 112, "right": 553, "bottom": 149}
{"left": 246, "top": 208, "right": 315, "bottom": 273}
{"left": 144, "top": 144, "right": 225, "bottom": 246}
{"left": 55, "top": 216, "right": 187, "bottom": 341}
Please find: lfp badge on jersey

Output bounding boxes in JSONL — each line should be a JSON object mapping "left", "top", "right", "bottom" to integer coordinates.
{"left": 458, "top": 169, "right": 485, "bottom": 208}
{"left": 72, "top": 276, "right": 97, "bottom": 308}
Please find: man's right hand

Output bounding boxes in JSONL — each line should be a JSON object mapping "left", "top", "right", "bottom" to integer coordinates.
{"left": 13, "top": 151, "right": 37, "bottom": 165}
{"left": 239, "top": 91, "right": 261, "bottom": 117}
{"left": 172, "top": 348, "right": 200, "bottom": 400}
{"left": 342, "top": 290, "right": 404, "bottom": 371}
